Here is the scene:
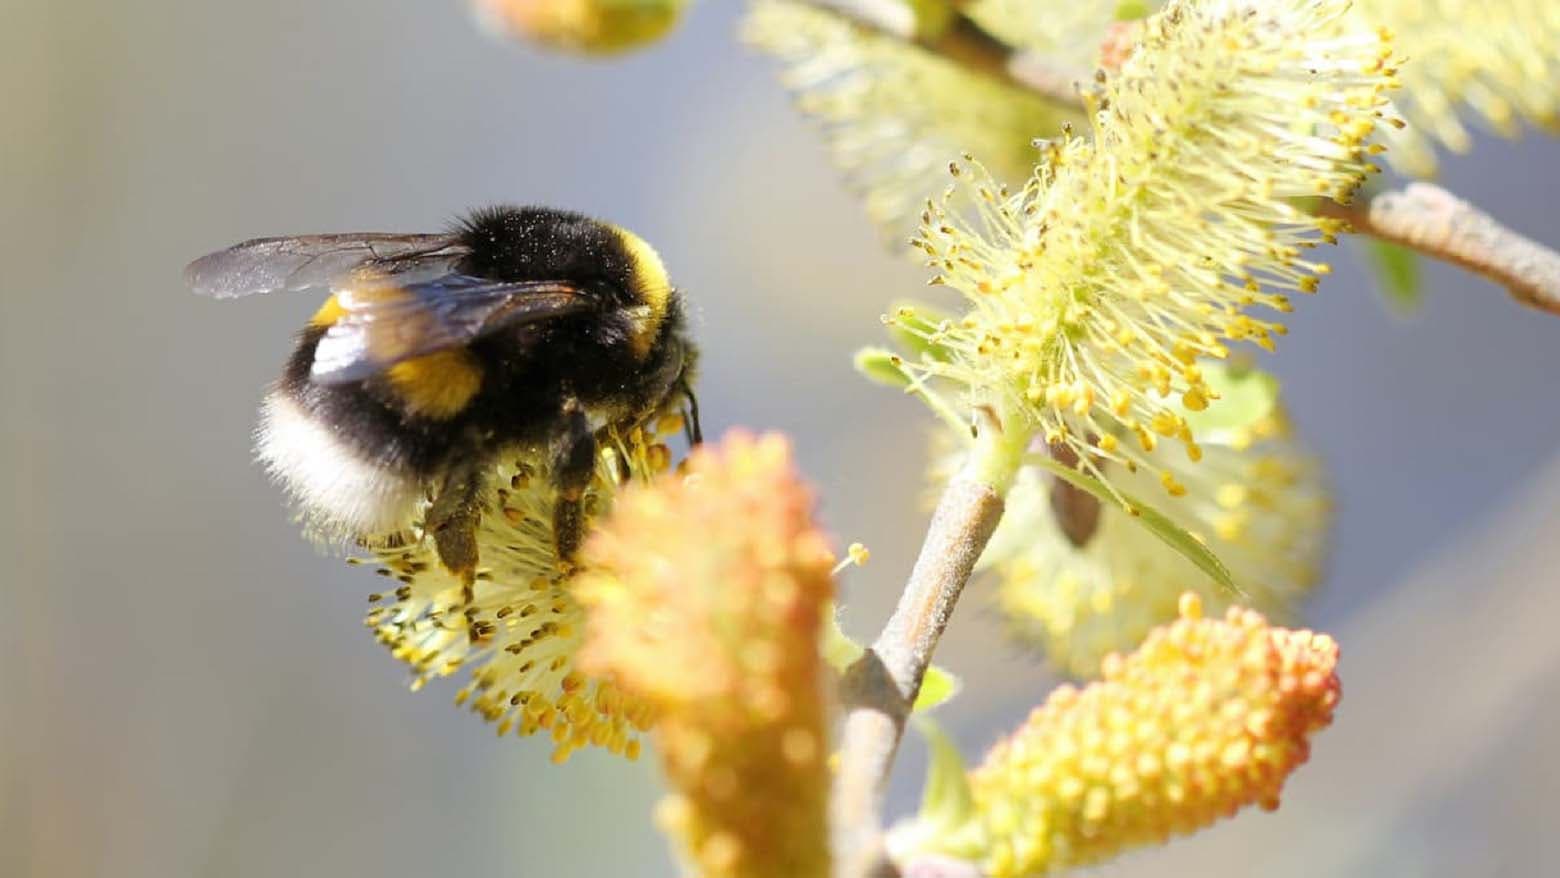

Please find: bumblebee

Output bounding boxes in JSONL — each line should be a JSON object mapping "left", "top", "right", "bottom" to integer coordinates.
{"left": 187, "top": 205, "right": 700, "bottom": 588}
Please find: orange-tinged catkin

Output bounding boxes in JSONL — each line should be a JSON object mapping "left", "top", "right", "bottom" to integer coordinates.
{"left": 943, "top": 594, "right": 1340, "bottom": 877}
{"left": 577, "top": 431, "right": 835, "bottom": 878}
{"left": 471, "top": 0, "right": 688, "bottom": 55}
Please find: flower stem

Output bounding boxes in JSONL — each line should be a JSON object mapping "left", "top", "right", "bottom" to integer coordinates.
{"left": 832, "top": 411, "right": 1026, "bottom": 878}
{"left": 1320, "top": 183, "right": 1560, "bottom": 316}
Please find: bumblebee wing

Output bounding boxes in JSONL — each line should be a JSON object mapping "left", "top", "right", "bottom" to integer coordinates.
{"left": 310, "top": 276, "right": 591, "bottom": 384}
{"left": 185, "top": 233, "right": 466, "bottom": 299}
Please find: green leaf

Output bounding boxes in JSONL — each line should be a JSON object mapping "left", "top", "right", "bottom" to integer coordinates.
{"left": 1178, "top": 361, "right": 1279, "bottom": 440}
{"left": 1114, "top": 0, "right": 1154, "bottom": 20}
{"left": 1025, "top": 456, "right": 1238, "bottom": 595}
{"left": 885, "top": 300, "right": 957, "bottom": 364}
{"left": 853, "top": 347, "right": 913, "bottom": 389}
{"left": 914, "top": 664, "right": 962, "bottom": 712}
{"left": 822, "top": 607, "right": 962, "bottom": 712}
{"left": 858, "top": 329, "right": 969, "bottom": 437}
{"left": 822, "top": 607, "right": 867, "bottom": 669}
{"left": 913, "top": 717, "right": 976, "bottom": 832}
{"left": 1363, "top": 238, "right": 1424, "bottom": 315}
{"left": 907, "top": 0, "right": 957, "bottom": 39}
{"left": 888, "top": 718, "right": 986, "bottom": 861}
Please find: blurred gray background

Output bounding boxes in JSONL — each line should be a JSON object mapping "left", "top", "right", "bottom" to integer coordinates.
{"left": 3, "top": 2, "right": 1557, "bottom": 876}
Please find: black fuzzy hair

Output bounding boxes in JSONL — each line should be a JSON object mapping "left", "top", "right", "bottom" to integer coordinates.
{"left": 453, "top": 205, "right": 638, "bottom": 308}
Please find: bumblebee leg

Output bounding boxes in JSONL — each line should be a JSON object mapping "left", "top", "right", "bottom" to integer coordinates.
{"left": 613, "top": 446, "right": 632, "bottom": 484}
{"left": 426, "top": 461, "right": 484, "bottom": 604}
{"left": 680, "top": 380, "right": 703, "bottom": 445}
{"left": 551, "top": 402, "right": 597, "bottom": 564}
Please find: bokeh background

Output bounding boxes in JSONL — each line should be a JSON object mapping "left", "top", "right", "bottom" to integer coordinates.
{"left": 4, "top": 2, "right": 1558, "bottom": 876}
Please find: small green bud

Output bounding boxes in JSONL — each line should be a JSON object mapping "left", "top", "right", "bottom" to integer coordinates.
{"left": 907, "top": 0, "right": 956, "bottom": 39}
{"left": 854, "top": 346, "right": 913, "bottom": 388}
{"left": 1114, "top": 0, "right": 1153, "bottom": 21}
{"left": 885, "top": 300, "right": 957, "bottom": 363}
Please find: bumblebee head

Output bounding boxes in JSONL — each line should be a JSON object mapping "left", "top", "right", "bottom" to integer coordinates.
{"left": 455, "top": 205, "right": 677, "bottom": 362}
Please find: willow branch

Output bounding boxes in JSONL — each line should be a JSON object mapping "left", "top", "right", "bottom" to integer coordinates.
{"left": 832, "top": 476, "right": 1005, "bottom": 878}
{"left": 807, "top": 0, "right": 1091, "bottom": 107}
{"left": 1321, "top": 183, "right": 1560, "bottom": 315}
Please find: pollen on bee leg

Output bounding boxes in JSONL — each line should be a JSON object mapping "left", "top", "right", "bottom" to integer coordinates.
{"left": 647, "top": 443, "right": 672, "bottom": 474}
{"left": 358, "top": 432, "right": 676, "bottom": 762}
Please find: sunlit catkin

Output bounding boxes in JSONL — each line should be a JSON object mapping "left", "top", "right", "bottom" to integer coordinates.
{"left": 1354, "top": 0, "right": 1560, "bottom": 175}
{"left": 577, "top": 432, "right": 834, "bottom": 878}
{"left": 987, "top": 408, "right": 1329, "bottom": 678}
{"left": 744, "top": 0, "right": 1082, "bottom": 241}
{"left": 891, "top": 0, "right": 1396, "bottom": 497}
{"left": 979, "top": 0, "right": 1560, "bottom": 176}
{"left": 920, "top": 595, "right": 1341, "bottom": 876}
{"left": 361, "top": 431, "right": 674, "bottom": 763}
{"left": 965, "top": 0, "right": 1141, "bottom": 71}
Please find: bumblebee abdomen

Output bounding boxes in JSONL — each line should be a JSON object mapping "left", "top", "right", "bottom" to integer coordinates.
{"left": 382, "top": 349, "right": 485, "bottom": 420}
{"left": 256, "top": 389, "right": 426, "bottom": 541}
{"left": 277, "top": 325, "right": 473, "bottom": 475}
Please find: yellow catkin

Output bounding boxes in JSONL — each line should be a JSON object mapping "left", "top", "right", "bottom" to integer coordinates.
{"left": 984, "top": 0, "right": 1558, "bottom": 176}
{"left": 1354, "top": 0, "right": 1560, "bottom": 175}
{"left": 984, "top": 408, "right": 1330, "bottom": 677}
{"left": 965, "top": 0, "right": 1135, "bottom": 71}
{"left": 577, "top": 432, "right": 834, "bottom": 878}
{"left": 929, "top": 594, "right": 1341, "bottom": 876}
{"left": 892, "top": 0, "right": 1396, "bottom": 498}
{"left": 361, "top": 430, "right": 676, "bottom": 762}
{"left": 470, "top": 0, "right": 688, "bottom": 55}
{"left": 743, "top": 0, "right": 1083, "bottom": 241}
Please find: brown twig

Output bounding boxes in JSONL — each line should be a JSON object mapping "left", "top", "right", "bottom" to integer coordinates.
{"left": 833, "top": 477, "right": 1005, "bottom": 878}
{"left": 1320, "top": 183, "right": 1560, "bottom": 316}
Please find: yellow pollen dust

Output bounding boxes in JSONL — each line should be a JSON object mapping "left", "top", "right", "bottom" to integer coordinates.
{"left": 361, "top": 427, "right": 679, "bottom": 763}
